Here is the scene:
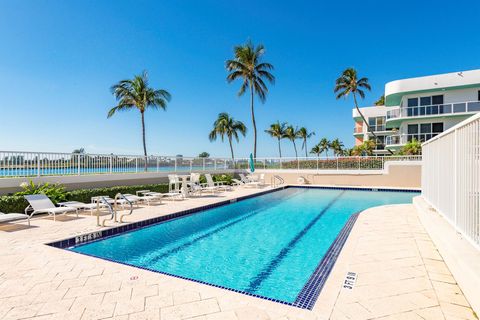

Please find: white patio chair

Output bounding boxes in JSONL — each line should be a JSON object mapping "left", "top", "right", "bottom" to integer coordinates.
{"left": 188, "top": 173, "right": 203, "bottom": 196}
{"left": 24, "top": 194, "right": 78, "bottom": 221}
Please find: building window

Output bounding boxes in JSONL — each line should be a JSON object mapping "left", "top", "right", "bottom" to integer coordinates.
{"left": 367, "top": 116, "right": 386, "bottom": 131}
{"left": 406, "top": 122, "right": 443, "bottom": 143}
{"left": 420, "top": 96, "right": 431, "bottom": 106}
{"left": 406, "top": 95, "right": 444, "bottom": 117}
{"left": 432, "top": 122, "right": 443, "bottom": 133}
{"left": 432, "top": 95, "right": 444, "bottom": 105}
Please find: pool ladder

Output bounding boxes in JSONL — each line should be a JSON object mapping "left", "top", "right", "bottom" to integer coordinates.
{"left": 271, "top": 175, "right": 285, "bottom": 188}
{"left": 96, "top": 193, "right": 133, "bottom": 227}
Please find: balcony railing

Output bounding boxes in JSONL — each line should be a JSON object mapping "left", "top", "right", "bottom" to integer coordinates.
{"left": 386, "top": 133, "right": 441, "bottom": 146}
{"left": 368, "top": 125, "right": 386, "bottom": 132}
{"left": 353, "top": 127, "right": 363, "bottom": 134}
{"left": 386, "top": 100, "right": 480, "bottom": 120}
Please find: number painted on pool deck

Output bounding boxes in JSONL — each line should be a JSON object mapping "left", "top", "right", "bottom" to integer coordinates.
{"left": 75, "top": 232, "right": 102, "bottom": 244}
{"left": 343, "top": 272, "right": 357, "bottom": 290}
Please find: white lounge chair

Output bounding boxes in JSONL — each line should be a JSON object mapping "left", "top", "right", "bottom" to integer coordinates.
{"left": 123, "top": 193, "right": 161, "bottom": 206}
{"left": 57, "top": 201, "right": 107, "bottom": 216}
{"left": 232, "top": 178, "right": 244, "bottom": 186}
{"left": 239, "top": 174, "right": 260, "bottom": 188}
{"left": 0, "top": 212, "right": 31, "bottom": 226}
{"left": 24, "top": 194, "right": 78, "bottom": 221}
{"left": 205, "top": 174, "right": 230, "bottom": 192}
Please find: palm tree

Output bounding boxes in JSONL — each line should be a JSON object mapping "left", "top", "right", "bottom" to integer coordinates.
{"left": 108, "top": 71, "right": 171, "bottom": 170}
{"left": 334, "top": 68, "right": 393, "bottom": 154}
{"left": 297, "top": 127, "right": 315, "bottom": 157}
{"left": 319, "top": 138, "right": 330, "bottom": 158}
{"left": 399, "top": 138, "right": 422, "bottom": 155}
{"left": 374, "top": 94, "right": 385, "bottom": 106}
{"left": 265, "top": 121, "right": 287, "bottom": 158}
{"left": 352, "top": 140, "right": 376, "bottom": 156}
{"left": 226, "top": 40, "right": 275, "bottom": 158}
{"left": 208, "top": 113, "right": 247, "bottom": 161}
{"left": 284, "top": 125, "right": 300, "bottom": 159}
{"left": 310, "top": 144, "right": 322, "bottom": 158}
{"left": 330, "top": 138, "right": 344, "bottom": 157}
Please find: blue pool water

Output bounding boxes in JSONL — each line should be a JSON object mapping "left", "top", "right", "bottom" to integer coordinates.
{"left": 71, "top": 187, "right": 417, "bottom": 305}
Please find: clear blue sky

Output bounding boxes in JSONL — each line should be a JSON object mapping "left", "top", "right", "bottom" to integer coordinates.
{"left": 1, "top": 0, "right": 479, "bottom": 158}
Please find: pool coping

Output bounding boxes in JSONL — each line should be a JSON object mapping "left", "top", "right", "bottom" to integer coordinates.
{"left": 46, "top": 185, "right": 420, "bottom": 310}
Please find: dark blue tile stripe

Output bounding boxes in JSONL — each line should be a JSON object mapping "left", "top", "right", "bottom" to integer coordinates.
{"left": 246, "top": 190, "right": 347, "bottom": 292}
{"left": 293, "top": 212, "right": 361, "bottom": 309}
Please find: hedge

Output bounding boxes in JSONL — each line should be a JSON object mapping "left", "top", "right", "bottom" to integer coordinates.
{"left": 0, "top": 183, "right": 169, "bottom": 214}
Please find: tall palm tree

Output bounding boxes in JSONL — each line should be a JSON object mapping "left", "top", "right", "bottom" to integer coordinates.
{"left": 108, "top": 71, "right": 171, "bottom": 170}
{"left": 284, "top": 125, "right": 300, "bottom": 159}
{"left": 297, "top": 127, "right": 315, "bottom": 157}
{"left": 226, "top": 40, "right": 275, "bottom": 158}
{"left": 330, "top": 138, "right": 344, "bottom": 157}
{"left": 319, "top": 138, "right": 330, "bottom": 158}
{"left": 334, "top": 68, "right": 392, "bottom": 154}
{"left": 208, "top": 112, "right": 247, "bottom": 161}
{"left": 310, "top": 144, "right": 322, "bottom": 158}
{"left": 265, "top": 121, "right": 287, "bottom": 158}
{"left": 374, "top": 94, "right": 385, "bottom": 106}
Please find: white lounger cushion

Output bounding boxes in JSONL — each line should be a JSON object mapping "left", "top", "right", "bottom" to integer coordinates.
{"left": 0, "top": 212, "right": 29, "bottom": 222}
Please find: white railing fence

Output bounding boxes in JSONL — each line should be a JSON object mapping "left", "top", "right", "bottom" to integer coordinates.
{"left": 0, "top": 151, "right": 422, "bottom": 178}
{"left": 422, "top": 113, "right": 480, "bottom": 248}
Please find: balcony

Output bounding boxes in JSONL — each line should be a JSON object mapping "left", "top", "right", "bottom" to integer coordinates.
{"left": 386, "top": 133, "right": 441, "bottom": 146}
{"left": 353, "top": 127, "right": 363, "bottom": 134}
{"left": 386, "top": 100, "right": 480, "bottom": 121}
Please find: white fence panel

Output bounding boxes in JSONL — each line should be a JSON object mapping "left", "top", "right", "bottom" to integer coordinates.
{"left": 422, "top": 113, "right": 480, "bottom": 248}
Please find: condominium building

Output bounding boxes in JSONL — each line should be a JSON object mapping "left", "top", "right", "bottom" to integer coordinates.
{"left": 353, "top": 69, "right": 480, "bottom": 152}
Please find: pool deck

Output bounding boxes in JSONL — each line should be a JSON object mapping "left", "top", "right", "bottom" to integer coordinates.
{"left": 0, "top": 186, "right": 476, "bottom": 320}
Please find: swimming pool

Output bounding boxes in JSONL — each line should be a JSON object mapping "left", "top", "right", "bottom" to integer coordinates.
{"left": 67, "top": 187, "right": 418, "bottom": 309}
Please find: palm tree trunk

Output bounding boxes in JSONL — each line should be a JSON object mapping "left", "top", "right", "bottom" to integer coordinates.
{"left": 353, "top": 93, "right": 393, "bottom": 155}
{"left": 250, "top": 83, "right": 257, "bottom": 159}
{"left": 293, "top": 141, "right": 298, "bottom": 159}
{"left": 277, "top": 138, "right": 282, "bottom": 158}
{"left": 228, "top": 136, "right": 235, "bottom": 161}
{"left": 141, "top": 111, "right": 148, "bottom": 171}
{"left": 304, "top": 139, "right": 308, "bottom": 157}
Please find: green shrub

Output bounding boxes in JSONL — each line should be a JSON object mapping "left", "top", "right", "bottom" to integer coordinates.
{"left": 0, "top": 183, "right": 169, "bottom": 214}
{"left": 14, "top": 181, "right": 67, "bottom": 203}
{"left": 65, "top": 184, "right": 169, "bottom": 203}
{"left": 199, "top": 173, "right": 234, "bottom": 185}
{"left": 0, "top": 195, "right": 29, "bottom": 214}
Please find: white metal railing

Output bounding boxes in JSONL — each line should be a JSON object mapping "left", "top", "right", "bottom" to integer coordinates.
{"left": 422, "top": 113, "right": 480, "bottom": 248}
{"left": 0, "top": 151, "right": 234, "bottom": 178}
{"left": 0, "top": 151, "right": 422, "bottom": 178}
{"left": 249, "top": 156, "right": 421, "bottom": 171}
{"left": 387, "top": 100, "right": 480, "bottom": 120}
{"left": 386, "top": 133, "right": 442, "bottom": 146}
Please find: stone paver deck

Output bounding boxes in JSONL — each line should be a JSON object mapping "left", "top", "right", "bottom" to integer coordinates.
{"left": 0, "top": 187, "right": 476, "bottom": 320}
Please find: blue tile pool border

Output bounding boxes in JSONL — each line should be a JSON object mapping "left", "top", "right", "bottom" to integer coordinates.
{"left": 46, "top": 185, "right": 419, "bottom": 309}
{"left": 293, "top": 212, "right": 361, "bottom": 309}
